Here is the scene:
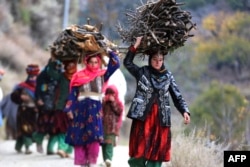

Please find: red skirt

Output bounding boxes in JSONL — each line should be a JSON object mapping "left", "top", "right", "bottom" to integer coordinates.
{"left": 129, "top": 103, "right": 171, "bottom": 161}
{"left": 51, "top": 110, "right": 70, "bottom": 134}
{"left": 37, "top": 110, "right": 70, "bottom": 134}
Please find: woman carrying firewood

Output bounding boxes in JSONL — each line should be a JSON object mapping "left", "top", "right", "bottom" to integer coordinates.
{"left": 63, "top": 48, "right": 120, "bottom": 167}
{"left": 123, "top": 36, "right": 191, "bottom": 167}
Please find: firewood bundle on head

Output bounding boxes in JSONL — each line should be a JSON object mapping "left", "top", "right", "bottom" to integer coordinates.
{"left": 116, "top": 0, "right": 196, "bottom": 55}
{"left": 49, "top": 23, "right": 118, "bottom": 63}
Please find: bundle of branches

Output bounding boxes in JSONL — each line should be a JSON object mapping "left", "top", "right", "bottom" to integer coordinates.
{"left": 116, "top": 0, "right": 196, "bottom": 55}
{"left": 50, "top": 23, "right": 118, "bottom": 62}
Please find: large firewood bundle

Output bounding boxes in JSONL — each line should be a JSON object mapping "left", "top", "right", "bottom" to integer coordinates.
{"left": 116, "top": 0, "right": 196, "bottom": 55}
{"left": 50, "top": 24, "right": 117, "bottom": 62}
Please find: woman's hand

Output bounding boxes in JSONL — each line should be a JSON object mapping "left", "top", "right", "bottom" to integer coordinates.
{"left": 106, "top": 47, "right": 112, "bottom": 53}
{"left": 20, "top": 94, "right": 31, "bottom": 102}
{"left": 37, "top": 99, "right": 44, "bottom": 106}
{"left": 67, "top": 112, "right": 74, "bottom": 120}
{"left": 134, "top": 36, "right": 143, "bottom": 49}
{"left": 104, "top": 94, "right": 115, "bottom": 102}
{"left": 183, "top": 112, "right": 190, "bottom": 124}
{"left": 107, "top": 94, "right": 115, "bottom": 102}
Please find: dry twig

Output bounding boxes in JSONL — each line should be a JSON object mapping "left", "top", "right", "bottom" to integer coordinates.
{"left": 116, "top": 0, "right": 196, "bottom": 55}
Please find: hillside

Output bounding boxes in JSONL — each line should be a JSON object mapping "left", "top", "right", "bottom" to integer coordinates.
{"left": 0, "top": 0, "right": 250, "bottom": 98}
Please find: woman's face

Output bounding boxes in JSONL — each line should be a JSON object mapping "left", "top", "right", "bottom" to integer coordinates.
{"left": 87, "top": 56, "right": 99, "bottom": 69}
{"left": 150, "top": 54, "right": 164, "bottom": 71}
{"left": 67, "top": 62, "right": 77, "bottom": 74}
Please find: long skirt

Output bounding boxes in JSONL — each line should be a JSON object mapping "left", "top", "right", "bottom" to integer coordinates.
{"left": 50, "top": 110, "right": 70, "bottom": 134}
{"left": 129, "top": 103, "right": 171, "bottom": 161}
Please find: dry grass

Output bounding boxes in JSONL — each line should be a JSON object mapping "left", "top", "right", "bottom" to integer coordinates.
{"left": 165, "top": 131, "right": 224, "bottom": 167}
{"left": 162, "top": 115, "right": 225, "bottom": 167}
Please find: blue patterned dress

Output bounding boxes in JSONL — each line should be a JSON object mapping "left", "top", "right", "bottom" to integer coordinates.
{"left": 64, "top": 52, "right": 120, "bottom": 146}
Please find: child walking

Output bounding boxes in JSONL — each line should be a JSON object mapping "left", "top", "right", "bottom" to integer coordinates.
{"left": 101, "top": 85, "right": 124, "bottom": 167}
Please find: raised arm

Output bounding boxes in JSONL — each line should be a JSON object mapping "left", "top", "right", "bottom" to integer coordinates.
{"left": 123, "top": 37, "right": 143, "bottom": 78}
{"left": 104, "top": 51, "right": 120, "bottom": 82}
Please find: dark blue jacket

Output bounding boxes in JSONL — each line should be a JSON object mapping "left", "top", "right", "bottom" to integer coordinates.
{"left": 123, "top": 47, "right": 190, "bottom": 127}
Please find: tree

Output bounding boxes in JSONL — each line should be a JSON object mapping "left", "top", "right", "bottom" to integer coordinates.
{"left": 190, "top": 81, "right": 249, "bottom": 148}
{"left": 192, "top": 12, "right": 250, "bottom": 79}
{"left": 227, "top": 0, "right": 250, "bottom": 11}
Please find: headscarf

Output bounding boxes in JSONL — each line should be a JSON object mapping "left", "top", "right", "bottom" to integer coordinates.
{"left": 103, "top": 84, "right": 124, "bottom": 128}
{"left": 17, "top": 64, "right": 40, "bottom": 93}
{"left": 70, "top": 54, "right": 106, "bottom": 90}
{"left": 26, "top": 64, "right": 40, "bottom": 76}
{"left": 104, "top": 85, "right": 124, "bottom": 111}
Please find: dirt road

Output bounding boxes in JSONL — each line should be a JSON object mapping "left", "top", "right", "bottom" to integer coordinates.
{"left": 0, "top": 139, "right": 129, "bottom": 167}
